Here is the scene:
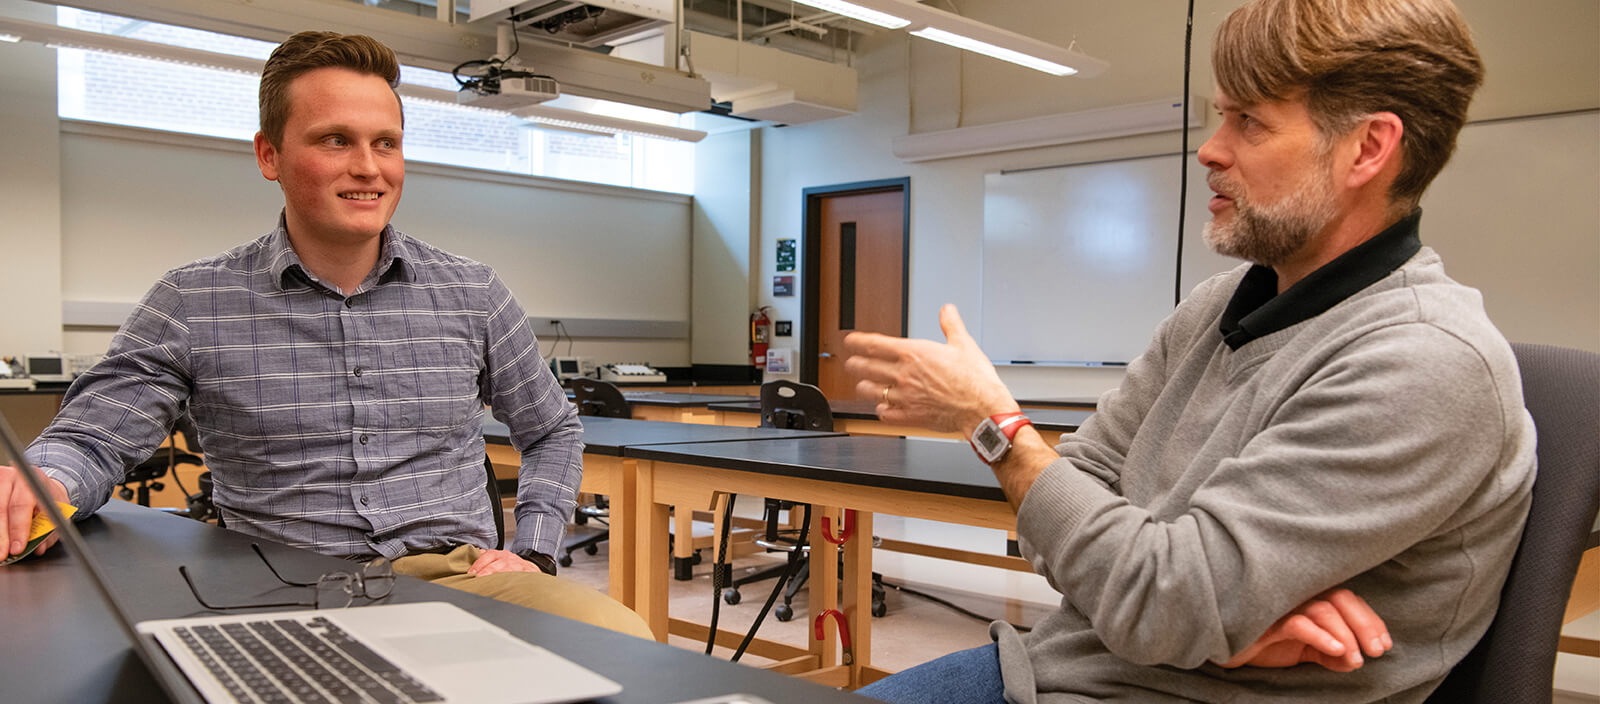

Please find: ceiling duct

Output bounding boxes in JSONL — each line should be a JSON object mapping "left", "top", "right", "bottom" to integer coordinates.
{"left": 469, "top": 0, "right": 672, "bottom": 47}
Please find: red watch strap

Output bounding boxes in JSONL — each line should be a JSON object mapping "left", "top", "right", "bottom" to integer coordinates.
{"left": 992, "top": 412, "right": 1032, "bottom": 440}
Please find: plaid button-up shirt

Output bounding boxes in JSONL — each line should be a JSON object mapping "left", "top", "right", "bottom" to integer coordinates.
{"left": 29, "top": 216, "right": 581, "bottom": 561}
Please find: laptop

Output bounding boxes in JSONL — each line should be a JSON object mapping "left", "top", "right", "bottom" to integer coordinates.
{"left": 0, "top": 413, "right": 622, "bottom": 704}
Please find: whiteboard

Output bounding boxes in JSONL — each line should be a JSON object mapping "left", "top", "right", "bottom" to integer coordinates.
{"left": 981, "top": 153, "right": 1231, "bottom": 364}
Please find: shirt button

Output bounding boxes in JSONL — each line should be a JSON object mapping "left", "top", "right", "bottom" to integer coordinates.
{"left": 353, "top": 367, "right": 364, "bottom": 377}
{"left": 360, "top": 496, "right": 369, "bottom": 506}
{"left": 359, "top": 434, "right": 369, "bottom": 445}
{"left": 345, "top": 298, "right": 355, "bottom": 308}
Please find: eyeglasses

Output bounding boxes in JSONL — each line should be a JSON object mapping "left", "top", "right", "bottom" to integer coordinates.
{"left": 180, "top": 543, "right": 395, "bottom": 611}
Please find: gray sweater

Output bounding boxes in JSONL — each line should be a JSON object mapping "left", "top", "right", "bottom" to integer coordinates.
{"left": 999, "top": 247, "right": 1536, "bottom": 703}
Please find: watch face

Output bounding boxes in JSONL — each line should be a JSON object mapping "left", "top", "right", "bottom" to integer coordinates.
{"left": 975, "top": 425, "right": 1006, "bottom": 453}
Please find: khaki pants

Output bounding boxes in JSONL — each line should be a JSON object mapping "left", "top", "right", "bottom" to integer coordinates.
{"left": 392, "top": 545, "right": 650, "bottom": 640}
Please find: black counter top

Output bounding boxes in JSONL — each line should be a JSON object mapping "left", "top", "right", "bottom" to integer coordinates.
{"left": 484, "top": 416, "right": 845, "bottom": 456}
{"left": 628, "top": 435, "right": 1006, "bottom": 502}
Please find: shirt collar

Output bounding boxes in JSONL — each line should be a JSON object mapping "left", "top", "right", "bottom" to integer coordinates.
{"left": 268, "top": 211, "right": 413, "bottom": 292}
{"left": 1219, "top": 209, "right": 1423, "bottom": 350}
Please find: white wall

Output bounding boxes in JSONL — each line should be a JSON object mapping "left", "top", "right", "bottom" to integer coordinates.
{"left": 0, "top": 0, "right": 62, "bottom": 359}
{"left": 690, "top": 127, "right": 760, "bottom": 367}
{"left": 51, "top": 122, "right": 694, "bottom": 365}
{"left": 755, "top": 0, "right": 1600, "bottom": 399}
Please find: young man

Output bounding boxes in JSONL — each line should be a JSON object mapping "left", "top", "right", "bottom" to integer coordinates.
{"left": 0, "top": 32, "right": 648, "bottom": 638}
{"left": 846, "top": 0, "right": 1534, "bottom": 701}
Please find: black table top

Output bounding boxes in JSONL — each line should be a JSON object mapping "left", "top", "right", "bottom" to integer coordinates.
{"left": 563, "top": 390, "right": 760, "bottom": 407}
{"left": 0, "top": 501, "right": 868, "bottom": 703}
{"left": 1016, "top": 395, "right": 1099, "bottom": 409}
{"left": 619, "top": 392, "right": 764, "bottom": 407}
{"left": 485, "top": 416, "right": 846, "bottom": 457}
{"left": 705, "top": 400, "right": 1093, "bottom": 432}
{"left": 628, "top": 435, "right": 1007, "bottom": 503}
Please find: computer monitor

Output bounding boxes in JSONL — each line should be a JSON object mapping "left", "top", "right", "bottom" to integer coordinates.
{"left": 24, "top": 355, "right": 70, "bottom": 382}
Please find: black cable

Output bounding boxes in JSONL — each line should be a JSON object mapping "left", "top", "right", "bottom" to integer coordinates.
{"left": 879, "top": 579, "right": 1031, "bottom": 634}
{"left": 1174, "top": 0, "right": 1196, "bottom": 307}
{"left": 559, "top": 321, "right": 574, "bottom": 357}
{"left": 166, "top": 437, "right": 190, "bottom": 497}
{"left": 705, "top": 493, "right": 739, "bottom": 655}
{"left": 506, "top": 8, "right": 521, "bottom": 62}
{"left": 731, "top": 503, "right": 811, "bottom": 662}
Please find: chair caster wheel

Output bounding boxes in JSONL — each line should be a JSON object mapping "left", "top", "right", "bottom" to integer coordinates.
{"left": 584, "top": 544, "right": 599, "bottom": 555}
{"left": 558, "top": 554, "right": 573, "bottom": 567}
{"left": 872, "top": 600, "right": 887, "bottom": 618}
{"left": 722, "top": 588, "right": 741, "bottom": 605}
{"left": 775, "top": 604, "right": 794, "bottom": 622}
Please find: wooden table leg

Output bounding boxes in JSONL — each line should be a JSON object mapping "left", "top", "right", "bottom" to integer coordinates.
{"left": 840, "top": 510, "right": 873, "bottom": 687}
{"left": 607, "top": 458, "right": 636, "bottom": 609}
{"left": 810, "top": 506, "right": 841, "bottom": 668}
{"left": 634, "top": 460, "right": 671, "bottom": 642}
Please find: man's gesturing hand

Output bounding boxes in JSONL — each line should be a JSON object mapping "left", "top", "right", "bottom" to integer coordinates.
{"left": 843, "top": 304, "right": 1019, "bottom": 434}
{"left": 1220, "top": 589, "right": 1393, "bottom": 672}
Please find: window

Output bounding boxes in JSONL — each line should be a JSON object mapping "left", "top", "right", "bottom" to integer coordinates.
{"left": 55, "top": 7, "right": 694, "bottom": 193}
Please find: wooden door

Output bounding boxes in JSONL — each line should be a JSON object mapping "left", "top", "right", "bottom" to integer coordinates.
{"left": 816, "top": 189, "right": 906, "bottom": 399}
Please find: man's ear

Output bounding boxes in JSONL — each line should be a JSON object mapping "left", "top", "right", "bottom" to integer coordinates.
{"left": 1343, "top": 112, "right": 1403, "bottom": 191}
{"left": 254, "top": 132, "right": 280, "bottom": 182}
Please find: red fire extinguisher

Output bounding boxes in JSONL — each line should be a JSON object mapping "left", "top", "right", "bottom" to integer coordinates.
{"left": 750, "top": 306, "right": 773, "bottom": 368}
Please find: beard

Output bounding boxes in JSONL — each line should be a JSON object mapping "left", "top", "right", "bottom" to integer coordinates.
{"left": 1203, "top": 154, "right": 1339, "bottom": 267}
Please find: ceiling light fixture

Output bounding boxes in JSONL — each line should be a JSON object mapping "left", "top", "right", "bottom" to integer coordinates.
{"left": 786, "top": 0, "right": 910, "bottom": 30}
{"left": 788, "top": 0, "right": 1107, "bottom": 77}
{"left": 0, "top": 16, "right": 706, "bottom": 143}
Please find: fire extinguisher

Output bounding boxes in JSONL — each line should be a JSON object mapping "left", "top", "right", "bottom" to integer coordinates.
{"left": 750, "top": 306, "right": 773, "bottom": 368}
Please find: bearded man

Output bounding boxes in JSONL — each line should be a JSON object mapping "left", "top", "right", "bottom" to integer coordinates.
{"left": 845, "top": 0, "right": 1536, "bottom": 701}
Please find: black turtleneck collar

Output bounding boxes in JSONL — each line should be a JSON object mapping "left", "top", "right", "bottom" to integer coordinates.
{"left": 1219, "top": 209, "right": 1423, "bottom": 350}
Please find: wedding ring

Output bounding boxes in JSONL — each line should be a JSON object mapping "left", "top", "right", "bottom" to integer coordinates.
{"left": 880, "top": 385, "right": 892, "bottom": 405}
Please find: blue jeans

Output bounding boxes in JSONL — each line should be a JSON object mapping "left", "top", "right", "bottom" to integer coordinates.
{"left": 856, "top": 642, "right": 1008, "bottom": 704}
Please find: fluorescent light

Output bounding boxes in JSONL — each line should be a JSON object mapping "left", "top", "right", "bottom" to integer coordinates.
{"left": 511, "top": 104, "right": 707, "bottom": 143}
{"left": 788, "top": 0, "right": 910, "bottom": 30}
{"left": 809, "top": 0, "right": 1109, "bottom": 78}
{"left": 891, "top": 97, "right": 1207, "bottom": 162}
{"left": 1, "top": 15, "right": 705, "bottom": 144}
{"left": 0, "top": 33, "right": 21, "bottom": 43}
{"left": 911, "top": 27, "right": 1075, "bottom": 76}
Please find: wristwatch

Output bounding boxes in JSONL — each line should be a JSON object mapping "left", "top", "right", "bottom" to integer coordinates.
{"left": 969, "top": 412, "right": 1033, "bottom": 464}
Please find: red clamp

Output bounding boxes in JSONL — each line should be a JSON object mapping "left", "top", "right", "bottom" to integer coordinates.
{"left": 821, "top": 510, "right": 856, "bottom": 545}
{"left": 813, "top": 608, "right": 852, "bottom": 660}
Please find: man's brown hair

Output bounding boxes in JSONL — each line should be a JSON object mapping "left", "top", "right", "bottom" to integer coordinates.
{"left": 259, "top": 31, "right": 403, "bottom": 148}
{"left": 1213, "top": 0, "right": 1484, "bottom": 210}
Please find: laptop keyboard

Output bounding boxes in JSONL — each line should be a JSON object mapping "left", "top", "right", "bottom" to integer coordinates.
{"left": 172, "top": 616, "right": 444, "bottom": 704}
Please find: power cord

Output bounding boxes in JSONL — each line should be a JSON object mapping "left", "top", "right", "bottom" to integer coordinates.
{"left": 1174, "top": 0, "right": 1196, "bottom": 307}
{"left": 878, "top": 579, "right": 1031, "bottom": 634}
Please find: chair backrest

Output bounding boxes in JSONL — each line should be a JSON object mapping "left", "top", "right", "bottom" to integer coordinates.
{"left": 1425, "top": 343, "right": 1600, "bottom": 703}
{"left": 483, "top": 454, "right": 505, "bottom": 550}
{"left": 570, "top": 378, "right": 629, "bottom": 418}
{"left": 759, "top": 380, "right": 834, "bottom": 432}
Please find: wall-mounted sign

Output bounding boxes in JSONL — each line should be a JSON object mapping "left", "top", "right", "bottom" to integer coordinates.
{"left": 774, "top": 320, "right": 793, "bottom": 337}
{"left": 765, "top": 347, "right": 792, "bottom": 374}
{"left": 776, "top": 238, "right": 796, "bottom": 272}
{"left": 772, "top": 275, "right": 795, "bottom": 297}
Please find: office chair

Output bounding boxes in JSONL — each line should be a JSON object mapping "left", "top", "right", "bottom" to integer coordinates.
{"left": 720, "top": 381, "right": 887, "bottom": 621}
{"left": 484, "top": 454, "right": 505, "bottom": 550}
{"left": 570, "top": 377, "right": 629, "bottom": 418}
{"left": 561, "top": 378, "right": 627, "bottom": 566}
{"left": 121, "top": 413, "right": 214, "bottom": 517}
{"left": 1423, "top": 343, "right": 1600, "bottom": 703}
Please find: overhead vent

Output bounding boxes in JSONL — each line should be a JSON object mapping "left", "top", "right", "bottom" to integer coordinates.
{"left": 469, "top": 0, "right": 673, "bottom": 47}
